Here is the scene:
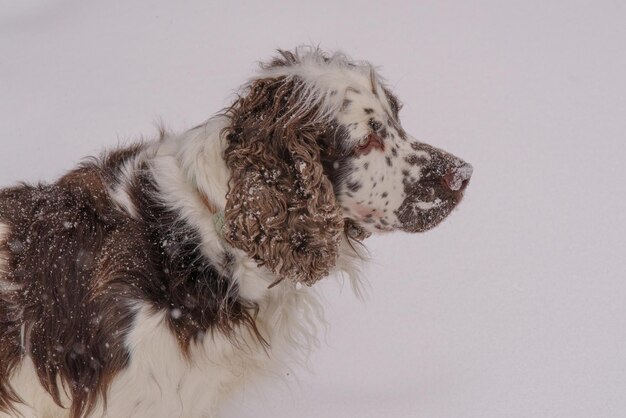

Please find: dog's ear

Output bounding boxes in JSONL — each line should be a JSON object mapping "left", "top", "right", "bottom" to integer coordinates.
{"left": 222, "top": 76, "right": 343, "bottom": 286}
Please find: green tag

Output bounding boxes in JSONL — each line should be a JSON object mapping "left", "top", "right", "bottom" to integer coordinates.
{"left": 213, "top": 211, "right": 225, "bottom": 235}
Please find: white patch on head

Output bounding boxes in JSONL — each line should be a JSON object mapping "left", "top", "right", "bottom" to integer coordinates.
{"left": 254, "top": 47, "right": 383, "bottom": 130}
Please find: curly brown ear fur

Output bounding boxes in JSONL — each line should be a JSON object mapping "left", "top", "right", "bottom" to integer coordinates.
{"left": 222, "top": 76, "right": 343, "bottom": 286}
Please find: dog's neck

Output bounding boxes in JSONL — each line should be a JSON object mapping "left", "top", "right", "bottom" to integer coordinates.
{"left": 149, "top": 117, "right": 367, "bottom": 302}
{"left": 149, "top": 117, "right": 276, "bottom": 302}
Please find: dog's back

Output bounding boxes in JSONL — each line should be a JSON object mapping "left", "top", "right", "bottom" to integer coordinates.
{"left": 0, "top": 154, "right": 142, "bottom": 417}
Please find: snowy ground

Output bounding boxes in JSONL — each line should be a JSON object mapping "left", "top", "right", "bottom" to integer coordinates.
{"left": 2, "top": 1, "right": 626, "bottom": 417}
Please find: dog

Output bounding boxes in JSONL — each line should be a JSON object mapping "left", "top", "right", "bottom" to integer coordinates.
{"left": 0, "top": 47, "right": 472, "bottom": 417}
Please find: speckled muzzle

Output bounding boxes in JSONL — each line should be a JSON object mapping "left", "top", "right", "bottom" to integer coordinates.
{"left": 394, "top": 142, "right": 472, "bottom": 233}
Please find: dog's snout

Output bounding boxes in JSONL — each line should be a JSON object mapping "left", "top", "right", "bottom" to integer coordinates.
{"left": 441, "top": 162, "right": 473, "bottom": 192}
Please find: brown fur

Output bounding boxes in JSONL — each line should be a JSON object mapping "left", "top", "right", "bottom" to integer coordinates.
{"left": 0, "top": 231, "right": 21, "bottom": 414}
{"left": 222, "top": 76, "right": 345, "bottom": 286}
{"left": 0, "top": 148, "right": 262, "bottom": 417}
{"left": 0, "top": 165, "right": 136, "bottom": 417}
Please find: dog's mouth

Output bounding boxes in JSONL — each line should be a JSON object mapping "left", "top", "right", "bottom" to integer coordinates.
{"left": 394, "top": 194, "right": 460, "bottom": 233}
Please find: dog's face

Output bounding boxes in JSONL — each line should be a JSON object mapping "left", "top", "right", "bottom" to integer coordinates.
{"left": 223, "top": 49, "right": 472, "bottom": 285}
{"left": 322, "top": 73, "right": 472, "bottom": 235}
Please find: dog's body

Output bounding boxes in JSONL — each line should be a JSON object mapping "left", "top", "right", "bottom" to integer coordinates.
{"left": 0, "top": 48, "right": 471, "bottom": 417}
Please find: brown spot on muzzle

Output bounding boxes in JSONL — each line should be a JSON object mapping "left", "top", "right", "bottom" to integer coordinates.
{"left": 395, "top": 142, "right": 472, "bottom": 232}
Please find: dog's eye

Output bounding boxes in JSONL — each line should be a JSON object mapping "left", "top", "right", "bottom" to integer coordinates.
{"left": 368, "top": 119, "right": 383, "bottom": 132}
{"left": 355, "top": 133, "right": 384, "bottom": 155}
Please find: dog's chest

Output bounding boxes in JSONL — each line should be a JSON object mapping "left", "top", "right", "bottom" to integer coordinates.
{"left": 101, "top": 304, "right": 272, "bottom": 418}
{"left": 9, "top": 287, "right": 314, "bottom": 418}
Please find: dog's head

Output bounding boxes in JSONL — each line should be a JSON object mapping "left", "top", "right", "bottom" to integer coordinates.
{"left": 222, "top": 48, "right": 472, "bottom": 286}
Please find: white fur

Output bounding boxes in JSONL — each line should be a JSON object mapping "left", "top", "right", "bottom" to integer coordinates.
{"left": 106, "top": 153, "right": 146, "bottom": 219}
{"left": 1, "top": 358, "right": 67, "bottom": 418}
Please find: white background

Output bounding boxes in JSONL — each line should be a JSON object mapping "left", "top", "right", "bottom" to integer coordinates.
{"left": 2, "top": 1, "right": 626, "bottom": 417}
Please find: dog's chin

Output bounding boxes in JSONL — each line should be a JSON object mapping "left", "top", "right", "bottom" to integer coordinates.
{"left": 393, "top": 194, "right": 464, "bottom": 234}
{"left": 344, "top": 218, "right": 372, "bottom": 241}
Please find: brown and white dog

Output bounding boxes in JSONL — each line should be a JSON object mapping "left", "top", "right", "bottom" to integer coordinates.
{"left": 0, "top": 48, "right": 472, "bottom": 417}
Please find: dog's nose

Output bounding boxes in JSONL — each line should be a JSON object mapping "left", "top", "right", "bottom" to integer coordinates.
{"left": 441, "top": 162, "right": 473, "bottom": 191}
